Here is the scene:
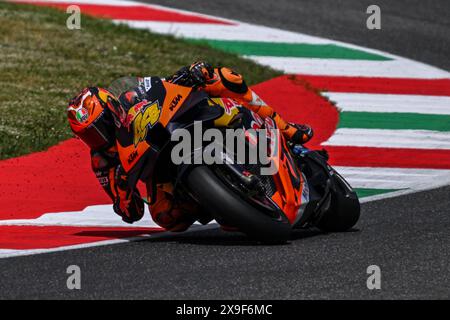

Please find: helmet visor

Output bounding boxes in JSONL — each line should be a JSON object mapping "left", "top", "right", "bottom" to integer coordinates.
{"left": 76, "top": 119, "right": 111, "bottom": 150}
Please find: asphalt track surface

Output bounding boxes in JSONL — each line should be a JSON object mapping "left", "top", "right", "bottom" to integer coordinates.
{"left": 1, "top": 0, "right": 449, "bottom": 299}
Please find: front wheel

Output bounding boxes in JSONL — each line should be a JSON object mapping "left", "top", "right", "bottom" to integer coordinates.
{"left": 186, "top": 166, "right": 292, "bottom": 243}
{"left": 316, "top": 171, "right": 361, "bottom": 232}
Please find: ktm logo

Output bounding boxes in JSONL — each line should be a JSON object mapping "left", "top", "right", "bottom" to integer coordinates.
{"left": 169, "top": 94, "right": 183, "bottom": 111}
{"left": 128, "top": 150, "right": 138, "bottom": 164}
{"left": 133, "top": 101, "right": 161, "bottom": 146}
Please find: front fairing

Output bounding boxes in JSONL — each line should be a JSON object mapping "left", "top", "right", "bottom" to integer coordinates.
{"left": 113, "top": 78, "right": 190, "bottom": 188}
{"left": 113, "top": 78, "right": 226, "bottom": 197}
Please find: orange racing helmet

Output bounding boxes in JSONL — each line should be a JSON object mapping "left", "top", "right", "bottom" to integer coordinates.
{"left": 67, "top": 87, "right": 118, "bottom": 151}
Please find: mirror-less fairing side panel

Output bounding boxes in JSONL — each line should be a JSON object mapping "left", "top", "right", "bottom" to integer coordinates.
{"left": 141, "top": 94, "right": 225, "bottom": 204}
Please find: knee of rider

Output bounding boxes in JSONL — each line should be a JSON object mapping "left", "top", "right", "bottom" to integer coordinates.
{"left": 218, "top": 67, "right": 248, "bottom": 95}
{"left": 151, "top": 205, "right": 194, "bottom": 232}
{"left": 149, "top": 184, "right": 197, "bottom": 231}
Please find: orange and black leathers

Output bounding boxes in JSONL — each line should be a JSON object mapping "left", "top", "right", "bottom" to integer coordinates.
{"left": 90, "top": 147, "right": 144, "bottom": 224}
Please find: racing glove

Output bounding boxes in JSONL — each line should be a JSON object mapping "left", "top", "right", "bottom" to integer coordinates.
{"left": 167, "top": 61, "right": 214, "bottom": 88}
{"left": 188, "top": 61, "right": 214, "bottom": 86}
{"left": 112, "top": 166, "right": 145, "bottom": 224}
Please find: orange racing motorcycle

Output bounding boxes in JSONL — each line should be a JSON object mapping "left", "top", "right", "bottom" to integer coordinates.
{"left": 109, "top": 77, "right": 360, "bottom": 243}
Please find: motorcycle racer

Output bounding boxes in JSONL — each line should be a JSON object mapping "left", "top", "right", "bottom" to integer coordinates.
{"left": 67, "top": 62, "right": 314, "bottom": 231}
{"left": 67, "top": 87, "right": 146, "bottom": 224}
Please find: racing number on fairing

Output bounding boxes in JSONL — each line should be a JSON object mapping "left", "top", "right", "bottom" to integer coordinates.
{"left": 133, "top": 101, "right": 161, "bottom": 146}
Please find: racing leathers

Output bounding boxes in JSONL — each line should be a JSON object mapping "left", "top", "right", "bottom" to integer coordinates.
{"left": 90, "top": 146, "right": 145, "bottom": 224}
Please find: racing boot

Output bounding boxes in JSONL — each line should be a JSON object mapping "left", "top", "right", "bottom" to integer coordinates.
{"left": 287, "top": 123, "right": 314, "bottom": 145}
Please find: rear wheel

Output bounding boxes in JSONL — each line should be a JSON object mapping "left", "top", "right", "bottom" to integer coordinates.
{"left": 316, "top": 172, "right": 360, "bottom": 232}
{"left": 186, "top": 166, "right": 292, "bottom": 243}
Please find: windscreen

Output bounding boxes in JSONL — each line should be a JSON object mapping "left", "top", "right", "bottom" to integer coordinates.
{"left": 107, "top": 76, "right": 141, "bottom": 98}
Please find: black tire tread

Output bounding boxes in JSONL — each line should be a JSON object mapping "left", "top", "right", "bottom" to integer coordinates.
{"left": 186, "top": 166, "right": 291, "bottom": 242}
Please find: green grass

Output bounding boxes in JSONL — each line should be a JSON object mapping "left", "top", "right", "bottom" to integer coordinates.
{"left": 0, "top": 2, "right": 281, "bottom": 160}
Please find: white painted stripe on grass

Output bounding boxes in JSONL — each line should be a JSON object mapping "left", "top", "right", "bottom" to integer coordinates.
{"left": 248, "top": 56, "right": 450, "bottom": 78}
{"left": 323, "top": 93, "right": 450, "bottom": 115}
{"left": 323, "top": 128, "right": 450, "bottom": 149}
{"left": 117, "top": 20, "right": 336, "bottom": 44}
{"left": 334, "top": 166, "right": 450, "bottom": 190}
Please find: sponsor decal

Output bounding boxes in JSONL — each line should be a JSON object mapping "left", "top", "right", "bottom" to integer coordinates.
{"left": 128, "top": 150, "right": 138, "bottom": 164}
{"left": 97, "top": 176, "right": 109, "bottom": 187}
{"left": 250, "top": 111, "right": 264, "bottom": 129}
{"left": 144, "top": 77, "right": 152, "bottom": 91}
{"left": 221, "top": 98, "right": 239, "bottom": 115}
{"left": 169, "top": 94, "right": 183, "bottom": 111}
{"left": 133, "top": 101, "right": 161, "bottom": 146}
{"left": 75, "top": 108, "right": 89, "bottom": 123}
{"left": 136, "top": 86, "right": 145, "bottom": 96}
{"left": 209, "top": 97, "right": 239, "bottom": 115}
{"left": 251, "top": 92, "right": 266, "bottom": 107}
{"left": 95, "top": 171, "right": 109, "bottom": 186}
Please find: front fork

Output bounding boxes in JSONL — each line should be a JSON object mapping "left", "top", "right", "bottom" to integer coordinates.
{"left": 290, "top": 145, "right": 333, "bottom": 228}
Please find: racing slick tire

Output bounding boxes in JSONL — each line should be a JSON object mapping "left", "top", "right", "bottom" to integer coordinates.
{"left": 186, "top": 166, "right": 292, "bottom": 243}
{"left": 316, "top": 172, "right": 361, "bottom": 232}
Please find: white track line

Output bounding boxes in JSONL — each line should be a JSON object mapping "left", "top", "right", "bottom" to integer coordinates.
{"left": 359, "top": 174, "right": 450, "bottom": 203}
{"left": 249, "top": 56, "right": 450, "bottom": 78}
{"left": 118, "top": 20, "right": 336, "bottom": 44}
{"left": 323, "top": 93, "right": 450, "bottom": 115}
{"left": 323, "top": 128, "right": 450, "bottom": 149}
{"left": 0, "top": 224, "right": 220, "bottom": 259}
{"left": 334, "top": 167, "right": 450, "bottom": 190}
{"left": 0, "top": 204, "right": 157, "bottom": 228}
